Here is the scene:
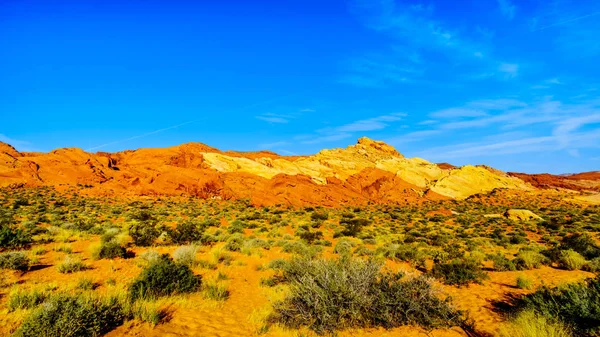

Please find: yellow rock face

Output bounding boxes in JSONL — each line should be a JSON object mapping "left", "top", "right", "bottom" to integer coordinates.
{"left": 504, "top": 209, "right": 543, "bottom": 221}
{"left": 200, "top": 137, "right": 532, "bottom": 199}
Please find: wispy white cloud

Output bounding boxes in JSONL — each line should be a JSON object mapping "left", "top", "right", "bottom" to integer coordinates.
{"left": 340, "top": 57, "right": 419, "bottom": 87}
{"left": 532, "top": 10, "right": 600, "bottom": 32}
{"left": 322, "top": 113, "right": 406, "bottom": 133}
{"left": 429, "top": 108, "right": 487, "bottom": 119}
{"left": 256, "top": 115, "right": 289, "bottom": 124}
{"left": 301, "top": 133, "right": 353, "bottom": 145}
{"left": 301, "top": 113, "right": 406, "bottom": 144}
{"left": 498, "top": 63, "right": 519, "bottom": 78}
{"left": 260, "top": 141, "right": 290, "bottom": 149}
{"left": 386, "top": 130, "right": 442, "bottom": 144}
{"left": 497, "top": 0, "right": 516, "bottom": 20}
{"left": 344, "top": 0, "right": 521, "bottom": 87}
{"left": 0, "top": 134, "right": 39, "bottom": 152}
{"left": 553, "top": 114, "right": 600, "bottom": 148}
{"left": 467, "top": 98, "right": 527, "bottom": 110}
{"left": 399, "top": 96, "right": 600, "bottom": 161}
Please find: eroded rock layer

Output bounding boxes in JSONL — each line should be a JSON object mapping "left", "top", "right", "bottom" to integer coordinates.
{"left": 0, "top": 137, "right": 543, "bottom": 206}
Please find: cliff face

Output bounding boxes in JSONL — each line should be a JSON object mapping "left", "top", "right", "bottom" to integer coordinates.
{"left": 0, "top": 138, "right": 540, "bottom": 206}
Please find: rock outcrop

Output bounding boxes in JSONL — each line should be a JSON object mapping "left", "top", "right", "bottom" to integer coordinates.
{"left": 0, "top": 137, "right": 542, "bottom": 206}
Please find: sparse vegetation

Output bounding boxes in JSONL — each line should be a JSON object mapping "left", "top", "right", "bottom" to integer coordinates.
{"left": 270, "top": 256, "right": 464, "bottom": 333}
{"left": 129, "top": 254, "right": 200, "bottom": 301}
{"left": 0, "top": 251, "right": 29, "bottom": 271}
{"left": 13, "top": 293, "right": 126, "bottom": 337}
{"left": 431, "top": 258, "right": 488, "bottom": 286}
{"left": 0, "top": 186, "right": 599, "bottom": 337}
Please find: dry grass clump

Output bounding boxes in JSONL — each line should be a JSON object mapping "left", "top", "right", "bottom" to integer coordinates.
{"left": 270, "top": 256, "right": 464, "bottom": 333}
{"left": 499, "top": 310, "right": 572, "bottom": 337}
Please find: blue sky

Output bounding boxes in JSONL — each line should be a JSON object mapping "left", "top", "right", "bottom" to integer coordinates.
{"left": 1, "top": 0, "right": 599, "bottom": 173}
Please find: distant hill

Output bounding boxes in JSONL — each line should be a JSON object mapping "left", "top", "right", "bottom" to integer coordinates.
{"left": 2, "top": 137, "right": 596, "bottom": 206}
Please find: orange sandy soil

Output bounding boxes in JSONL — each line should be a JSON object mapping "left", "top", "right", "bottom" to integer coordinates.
{"left": 1, "top": 237, "right": 593, "bottom": 337}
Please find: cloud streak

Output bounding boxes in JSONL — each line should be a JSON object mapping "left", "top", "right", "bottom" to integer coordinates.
{"left": 497, "top": 0, "right": 516, "bottom": 20}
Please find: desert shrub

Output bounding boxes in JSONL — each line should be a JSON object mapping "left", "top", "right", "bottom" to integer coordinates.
{"left": 339, "top": 218, "right": 370, "bottom": 237}
{"left": 227, "top": 221, "right": 244, "bottom": 234}
{"left": 296, "top": 228, "right": 323, "bottom": 244}
{"left": 267, "top": 258, "right": 287, "bottom": 270}
{"left": 376, "top": 244, "right": 426, "bottom": 268}
{"left": 499, "top": 309, "right": 572, "bottom": 337}
{"left": 0, "top": 251, "right": 29, "bottom": 271}
{"left": 269, "top": 257, "right": 463, "bottom": 333}
{"left": 203, "top": 281, "right": 230, "bottom": 301}
{"left": 57, "top": 256, "right": 87, "bottom": 273}
{"left": 93, "top": 241, "right": 127, "bottom": 260}
{"left": 362, "top": 238, "right": 377, "bottom": 245}
{"left": 100, "top": 228, "right": 120, "bottom": 243}
{"left": 8, "top": 288, "right": 48, "bottom": 311}
{"left": 353, "top": 245, "right": 374, "bottom": 256}
{"left": 224, "top": 233, "right": 246, "bottom": 251}
{"left": 137, "top": 250, "right": 161, "bottom": 267}
{"left": 125, "top": 300, "right": 163, "bottom": 325}
{"left": 310, "top": 211, "right": 329, "bottom": 221}
{"left": 584, "top": 257, "right": 600, "bottom": 273}
{"left": 128, "top": 222, "right": 161, "bottom": 247}
{"left": 129, "top": 254, "right": 200, "bottom": 301}
{"left": 168, "top": 221, "right": 205, "bottom": 244}
{"left": 561, "top": 233, "right": 600, "bottom": 259}
{"left": 13, "top": 293, "right": 126, "bottom": 337}
{"left": 431, "top": 258, "right": 488, "bottom": 286}
{"left": 516, "top": 275, "right": 532, "bottom": 289}
{"left": 488, "top": 253, "right": 516, "bottom": 271}
{"left": 468, "top": 250, "right": 487, "bottom": 264}
{"left": 281, "top": 241, "right": 322, "bottom": 258}
{"left": 77, "top": 278, "right": 97, "bottom": 290}
{"left": 0, "top": 225, "right": 31, "bottom": 249}
{"left": 514, "top": 250, "right": 549, "bottom": 270}
{"left": 172, "top": 244, "right": 198, "bottom": 267}
{"left": 31, "top": 247, "right": 46, "bottom": 255}
{"left": 513, "top": 275, "right": 600, "bottom": 335}
{"left": 557, "top": 249, "right": 587, "bottom": 270}
{"left": 333, "top": 239, "right": 355, "bottom": 255}
{"left": 241, "top": 238, "right": 270, "bottom": 255}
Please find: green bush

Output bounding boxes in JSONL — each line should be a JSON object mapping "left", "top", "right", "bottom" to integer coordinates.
{"left": 561, "top": 233, "right": 600, "bottom": 259}
{"left": 203, "top": 281, "right": 229, "bottom": 301}
{"left": 558, "top": 249, "right": 587, "bottom": 270}
{"left": 57, "top": 256, "right": 87, "bottom": 273}
{"left": 224, "top": 233, "right": 245, "bottom": 251}
{"left": 281, "top": 241, "right": 322, "bottom": 258}
{"left": 172, "top": 245, "right": 198, "bottom": 267}
{"left": 333, "top": 239, "right": 355, "bottom": 255}
{"left": 128, "top": 222, "right": 161, "bottom": 247}
{"left": 516, "top": 275, "right": 532, "bottom": 289}
{"left": 499, "top": 309, "right": 572, "bottom": 337}
{"left": 583, "top": 257, "right": 600, "bottom": 273}
{"left": 489, "top": 253, "right": 516, "bottom": 271}
{"left": 431, "top": 258, "right": 488, "bottom": 286}
{"left": 168, "top": 221, "right": 205, "bottom": 244}
{"left": 270, "top": 257, "right": 463, "bottom": 333}
{"left": 0, "top": 251, "right": 29, "bottom": 271}
{"left": 13, "top": 293, "right": 126, "bottom": 337}
{"left": 8, "top": 288, "right": 47, "bottom": 311}
{"left": 376, "top": 244, "right": 426, "bottom": 268}
{"left": 129, "top": 254, "right": 200, "bottom": 301}
{"left": 514, "top": 250, "right": 548, "bottom": 270}
{"left": 513, "top": 275, "right": 600, "bottom": 335}
{"left": 94, "top": 241, "right": 127, "bottom": 260}
{"left": 340, "top": 218, "right": 370, "bottom": 237}
{"left": 310, "top": 211, "right": 329, "bottom": 221}
{"left": 0, "top": 225, "right": 31, "bottom": 249}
